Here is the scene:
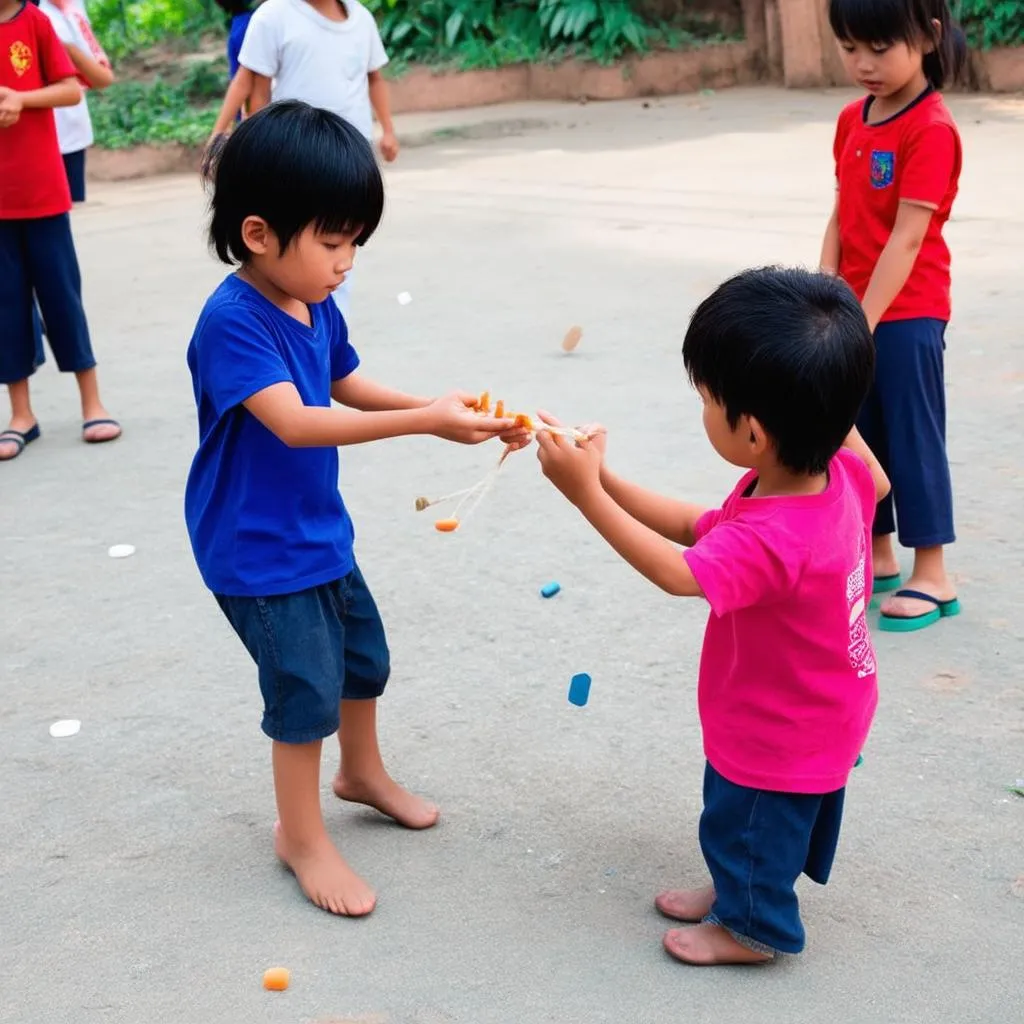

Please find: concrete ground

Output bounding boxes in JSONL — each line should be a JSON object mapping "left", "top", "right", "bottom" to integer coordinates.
{"left": 2, "top": 87, "right": 1022, "bottom": 1024}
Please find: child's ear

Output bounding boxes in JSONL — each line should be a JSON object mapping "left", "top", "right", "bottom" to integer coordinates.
{"left": 746, "top": 415, "right": 770, "bottom": 457}
{"left": 241, "top": 216, "right": 271, "bottom": 255}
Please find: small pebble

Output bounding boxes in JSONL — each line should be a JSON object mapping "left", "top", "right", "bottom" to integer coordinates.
{"left": 49, "top": 719, "right": 81, "bottom": 738}
{"left": 540, "top": 581, "right": 561, "bottom": 599}
{"left": 262, "top": 967, "right": 290, "bottom": 992}
{"left": 108, "top": 544, "right": 135, "bottom": 559}
{"left": 568, "top": 672, "right": 591, "bottom": 707}
{"left": 397, "top": 291, "right": 412, "bottom": 306}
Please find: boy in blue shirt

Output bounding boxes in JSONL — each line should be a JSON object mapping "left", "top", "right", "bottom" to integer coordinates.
{"left": 186, "top": 101, "right": 517, "bottom": 916}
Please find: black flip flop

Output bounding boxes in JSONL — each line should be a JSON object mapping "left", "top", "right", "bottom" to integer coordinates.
{"left": 0, "top": 424, "right": 41, "bottom": 462}
{"left": 82, "top": 418, "right": 122, "bottom": 444}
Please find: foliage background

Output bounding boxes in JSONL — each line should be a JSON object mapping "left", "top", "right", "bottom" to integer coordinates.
{"left": 82, "top": 0, "right": 1024, "bottom": 149}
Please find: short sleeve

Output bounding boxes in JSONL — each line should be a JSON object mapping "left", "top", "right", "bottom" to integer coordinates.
{"left": 832, "top": 103, "right": 856, "bottom": 180}
{"left": 193, "top": 301, "right": 294, "bottom": 418}
{"left": 367, "top": 12, "right": 388, "bottom": 72}
{"left": 899, "top": 123, "right": 957, "bottom": 207}
{"left": 238, "top": 5, "right": 280, "bottom": 78}
{"left": 41, "top": 5, "right": 75, "bottom": 45}
{"left": 683, "top": 517, "right": 802, "bottom": 616}
{"left": 37, "top": 13, "right": 76, "bottom": 82}
{"left": 834, "top": 448, "right": 877, "bottom": 530}
{"left": 693, "top": 507, "right": 724, "bottom": 541}
{"left": 320, "top": 299, "right": 360, "bottom": 381}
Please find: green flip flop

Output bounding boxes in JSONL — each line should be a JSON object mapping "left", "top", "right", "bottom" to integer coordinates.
{"left": 878, "top": 588, "right": 961, "bottom": 633}
{"left": 872, "top": 572, "right": 902, "bottom": 594}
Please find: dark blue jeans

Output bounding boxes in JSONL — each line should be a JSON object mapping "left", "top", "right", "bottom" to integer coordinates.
{"left": 700, "top": 762, "right": 845, "bottom": 955}
{"left": 216, "top": 563, "right": 390, "bottom": 744}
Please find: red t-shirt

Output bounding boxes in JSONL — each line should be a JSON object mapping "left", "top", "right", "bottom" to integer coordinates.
{"left": 834, "top": 90, "right": 961, "bottom": 323}
{"left": 0, "top": 1, "right": 76, "bottom": 219}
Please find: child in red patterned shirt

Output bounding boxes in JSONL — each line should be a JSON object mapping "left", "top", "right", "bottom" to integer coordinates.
{"left": 0, "top": 0, "right": 120, "bottom": 463}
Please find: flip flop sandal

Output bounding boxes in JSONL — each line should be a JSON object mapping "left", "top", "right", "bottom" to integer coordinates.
{"left": 872, "top": 573, "right": 902, "bottom": 594}
{"left": 82, "top": 418, "right": 122, "bottom": 444}
{"left": 878, "top": 588, "right": 961, "bottom": 633}
{"left": 0, "top": 424, "right": 41, "bottom": 462}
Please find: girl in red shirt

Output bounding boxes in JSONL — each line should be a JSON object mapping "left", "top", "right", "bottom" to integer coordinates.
{"left": 821, "top": 0, "right": 965, "bottom": 633}
{"left": 0, "top": 0, "right": 120, "bottom": 462}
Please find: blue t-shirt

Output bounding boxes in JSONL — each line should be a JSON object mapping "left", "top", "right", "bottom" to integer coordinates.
{"left": 184, "top": 275, "right": 360, "bottom": 597}
{"left": 227, "top": 11, "right": 253, "bottom": 78}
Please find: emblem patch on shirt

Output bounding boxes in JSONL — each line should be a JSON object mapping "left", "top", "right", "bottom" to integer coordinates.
{"left": 9, "top": 40, "right": 32, "bottom": 76}
{"left": 870, "top": 149, "right": 895, "bottom": 189}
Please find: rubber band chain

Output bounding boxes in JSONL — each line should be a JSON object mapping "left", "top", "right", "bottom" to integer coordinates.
{"left": 415, "top": 391, "right": 591, "bottom": 533}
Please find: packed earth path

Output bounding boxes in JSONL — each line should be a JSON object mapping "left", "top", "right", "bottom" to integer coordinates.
{"left": 1, "top": 87, "right": 1022, "bottom": 1024}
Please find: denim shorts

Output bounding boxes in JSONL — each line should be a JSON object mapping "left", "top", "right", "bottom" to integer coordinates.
{"left": 215, "top": 563, "right": 390, "bottom": 744}
{"left": 699, "top": 761, "right": 845, "bottom": 956}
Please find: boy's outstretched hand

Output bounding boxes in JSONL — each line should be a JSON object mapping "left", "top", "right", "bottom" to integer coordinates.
{"left": 427, "top": 392, "right": 513, "bottom": 444}
{"left": 535, "top": 411, "right": 603, "bottom": 505}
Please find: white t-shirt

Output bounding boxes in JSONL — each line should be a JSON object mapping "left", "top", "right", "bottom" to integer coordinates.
{"left": 239, "top": 0, "right": 387, "bottom": 141}
{"left": 38, "top": 0, "right": 94, "bottom": 154}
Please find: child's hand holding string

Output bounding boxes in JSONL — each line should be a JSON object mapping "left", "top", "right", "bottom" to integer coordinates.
{"left": 427, "top": 392, "right": 513, "bottom": 445}
{"left": 535, "top": 411, "right": 603, "bottom": 506}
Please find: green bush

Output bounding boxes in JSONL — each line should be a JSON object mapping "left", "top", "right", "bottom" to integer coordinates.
{"left": 960, "top": 0, "right": 1024, "bottom": 48}
{"left": 90, "top": 76, "right": 220, "bottom": 148}
{"left": 364, "top": 0, "right": 714, "bottom": 67}
{"left": 84, "top": 0, "right": 731, "bottom": 149}
{"left": 86, "top": 0, "right": 226, "bottom": 61}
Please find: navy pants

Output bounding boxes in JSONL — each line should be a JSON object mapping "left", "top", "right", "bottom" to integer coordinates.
{"left": 857, "top": 318, "right": 955, "bottom": 548}
{"left": 0, "top": 214, "right": 95, "bottom": 385}
{"left": 63, "top": 149, "right": 87, "bottom": 204}
{"left": 700, "top": 762, "right": 845, "bottom": 955}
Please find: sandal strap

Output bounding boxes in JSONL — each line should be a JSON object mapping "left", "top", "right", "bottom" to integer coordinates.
{"left": 892, "top": 589, "right": 942, "bottom": 606}
{"left": 0, "top": 431, "right": 27, "bottom": 448}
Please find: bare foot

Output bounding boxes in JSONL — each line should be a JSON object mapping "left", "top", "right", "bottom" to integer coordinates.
{"left": 333, "top": 770, "right": 439, "bottom": 830}
{"left": 879, "top": 575, "right": 957, "bottom": 619}
{"left": 655, "top": 885, "right": 716, "bottom": 922}
{"left": 663, "top": 924, "right": 773, "bottom": 966}
{"left": 273, "top": 821, "right": 376, "bottom": 916}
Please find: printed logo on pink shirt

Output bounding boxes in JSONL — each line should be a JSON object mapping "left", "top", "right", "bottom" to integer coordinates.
{"left": 846, "top": 539, "right": 875, "bottom": 679}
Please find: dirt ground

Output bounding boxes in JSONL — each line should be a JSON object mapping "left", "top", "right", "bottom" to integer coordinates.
{"left": 2, "top": 88, "right": 1022, "bottom": 1024}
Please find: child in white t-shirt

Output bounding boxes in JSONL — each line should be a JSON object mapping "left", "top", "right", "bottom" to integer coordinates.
{"left": 205, "top": 0, "right": 397, "bottom": 322}
{"left": 37, "top": 0, "right": 114, "bottom": 203}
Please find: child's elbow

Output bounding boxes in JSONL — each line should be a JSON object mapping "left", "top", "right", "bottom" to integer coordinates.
{"left": 62, "top": 80, "right": 84, "bottom": 106}
{"left": 661, "top": 565, "right": 701, "bottom": 598}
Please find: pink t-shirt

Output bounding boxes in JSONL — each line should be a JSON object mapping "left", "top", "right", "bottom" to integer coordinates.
{"left": 683, "top": 449, "right": 879, "bottom": 794}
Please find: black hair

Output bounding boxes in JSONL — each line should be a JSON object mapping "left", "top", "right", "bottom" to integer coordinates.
{"left": 208, "top": 100, "right": 384, "bottom": 266}
{"left": 828, "top": 0, "right": 966, "bottom": 90}
{"left": 682, "top": 267, "right": 875, "bottom": 476}
{"left": 212, "top": 0, "right": 254, "bottom": 18}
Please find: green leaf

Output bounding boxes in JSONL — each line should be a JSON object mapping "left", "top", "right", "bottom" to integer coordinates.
{"left": 550, "top": 6, "right": 568, "bottom": 39}
{"left": 445, "top": 9, "right": 464, "bottom": 47}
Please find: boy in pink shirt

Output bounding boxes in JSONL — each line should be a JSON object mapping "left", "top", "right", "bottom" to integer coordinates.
{"left": 535, "top": 267, "right": 889, "bottom": 966}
